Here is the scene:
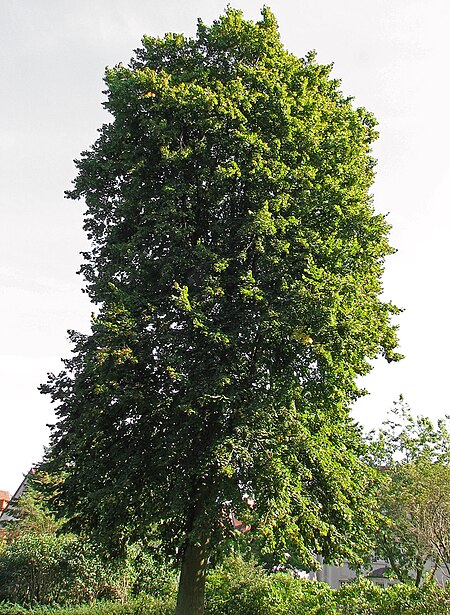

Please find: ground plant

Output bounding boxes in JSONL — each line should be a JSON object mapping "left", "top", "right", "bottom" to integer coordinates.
{"left": 0, "top": 534, "right": 127, "bottom": 605}
{"left": 2, "top": 562, "right": 450, "bottom": 615}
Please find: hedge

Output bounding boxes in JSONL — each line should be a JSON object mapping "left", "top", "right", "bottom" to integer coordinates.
{"left": 2, "top": 555, "right": 450, "bottom": 614}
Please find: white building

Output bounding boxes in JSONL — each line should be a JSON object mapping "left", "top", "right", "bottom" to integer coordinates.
{"left": 315, "top": 557, "right": 450, "bottom": 589}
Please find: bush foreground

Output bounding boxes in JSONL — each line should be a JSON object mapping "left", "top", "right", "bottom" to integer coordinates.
{"left": 2, "top": 556, "right": 450, "bottom": 614}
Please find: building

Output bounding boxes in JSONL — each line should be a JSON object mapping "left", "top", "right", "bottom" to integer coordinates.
{"left": 316, "top": 557, "right": 450, "bottom": 588}
{"left": 315, "top": 557, "right": 397, "bottom": 589}
{"left": 0, "top": 475, "right": 28, "bottom": 526}
{"left": 0, "top": 490, "right": 11, "bottom": 512}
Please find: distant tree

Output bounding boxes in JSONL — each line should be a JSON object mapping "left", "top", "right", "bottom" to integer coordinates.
{"left": 367, "top": 399, "right": 450, "bottom": 585}
{"left": 367, "top": 397, "right": 450, "bottom": 467}
{"left": 0, "top": 472, "right": 136, "bottom": 605}
{"left": 1, "top": 472, "right": 63, "bottom": 540}
{"left": 42, "top": 8, "right": 400, "bottom": 614}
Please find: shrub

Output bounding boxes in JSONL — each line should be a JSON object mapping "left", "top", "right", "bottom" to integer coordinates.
{"left": 335, "top": 577, "right": 384, "bottom": 614}
{"left": 334, "top": 577, "right": 450, "bottom": 615}
{"left": 4, "top": 550, "right": 450, "bottom": 615}
{"left": 379, "top": 581, "right": 450, "bottom": 615}
{"left": 269, "top": 572, "right": 336, "bottom": 614}
{"left": 0, "top": 531, "right": 179, "bottom": 608}
{"left": 126, "top": 544, "right": 177, "bottom": 599}
{"left": 205, "top": 556, "right": 271, "bottom": 614}
{"left": 0, "top": 595, "right": 175, "bottom": 615}
{"left": 0, "top": 534, "right": 122, "bottom": 605}
{"left": 205, "top": 556, "right": 450, "bottom": 615}
{"left": 205, "top": 555, "right": 336, "bottom": 615}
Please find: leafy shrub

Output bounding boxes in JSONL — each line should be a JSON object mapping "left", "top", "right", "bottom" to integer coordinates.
{"left": 126, "top": 544, "right": 177, "bottom": 599}
{"left": 0, "top": 534, "right": 123, "bottom": 605}
{"left": 334, "top": 577, "right": 450, "bottom": 615}
{"left": 0, "top": 531, "right": 179, "bottom": 608}
{"left": 378, "top": 580, "right": 450, "bottom": 615}
{"left": 205, "top": 555, "right": 336, "bottom": 615}
{"left": 4, "top": 550, "right": 450, "bottom": 615}
{"left": 205, "top": 556, "right": 271, "bottom": 614}
{"left": 335, "top": 577, "right": 384, "bottom": 614}
{"left": 0, "top": 594, "right": 175, "bottom": 615}
{"left": 205, "top": 556, "right": 450, "bottom": 615}
{"left": 269, "top": 572, "right": 336, "bottom": 614}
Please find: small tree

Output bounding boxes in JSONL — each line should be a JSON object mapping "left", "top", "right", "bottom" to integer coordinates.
{"left": 0, "top": 473, "right": 140, "bottom": 605}
{"left": 0, "top": 533, "right": 131, "bottom": 605}
{"left": 368, "top": 400, "right": 450, "bottom": 585}
{"left": 0, "top": 473, "right": 63, "bottom": 541}
{"left": 42, "top": 8, "right": 400, "bottom": 614}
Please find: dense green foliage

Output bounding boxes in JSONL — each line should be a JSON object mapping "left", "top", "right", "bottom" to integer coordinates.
{"left": 0, "top": 480, "right": 177, "bottom": 607}
{"left": 0, "top": 479, "right": 121, "bottom": 606}
{"left": 41, "top": 6, "right": 400, "bottom": 613}
{"left": 0, "top": 533, "right": 178, "bottom": 607}
{"left": 0, "top": 534, "right": 125, "bottom": 605}
{"left": 0, "top": 595, "right": 174, "bottom": 615}
{"left": 205, "top": 556, "right": 334, "bottom": 614}
{"left": 2, "top": 557, "right": 450, "bottom": 615}
{"left": 0, "top": 474, "right": 64, "bottom": 539}
{"left": 205, "top": 558, "right": 450, "bottom": 614}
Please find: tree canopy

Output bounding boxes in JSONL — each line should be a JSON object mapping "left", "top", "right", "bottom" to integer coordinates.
{"left": 42, "top": 7, "right": 400, "bottom": 614}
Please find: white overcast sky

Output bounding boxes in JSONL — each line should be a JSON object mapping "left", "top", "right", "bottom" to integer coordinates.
{"left": 1, "top": 0, "right": 450, "bottom": 494}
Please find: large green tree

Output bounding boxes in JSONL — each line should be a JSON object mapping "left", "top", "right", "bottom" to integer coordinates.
{"left": 42, "top": 8, "right": 400, "bottom": 614}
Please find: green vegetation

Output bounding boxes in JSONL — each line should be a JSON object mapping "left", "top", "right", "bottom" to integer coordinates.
{"left": 40, "top": 6, "right": 400, "bottom": 613}
{"left": 0, "top": 479, "right": 177, "bottom": 607}
{"left": 367, "top": 399, "right": 450, "bottom": 585}
{"left": 205, "top": 558, "right": 450, "bottom": 614}
{"left": 3, "top": 3, "right": 449, "bottom": 615}
{"left": 0, "top": 533, "right": 123, "bottom": 605}
{"left": 2, "top": 557, "right": 450, "bottom": 614}
{"left": 0, "top": 595, "right": 174, "bottom": 615}
{"left": 4, "top": 406, "right": 450, "bottom": 613}
{"left": 0, "top": 533, "right": 179, "bottom": 607}
{"left": 3, "top": 476, "right": 450, "bottom": 614}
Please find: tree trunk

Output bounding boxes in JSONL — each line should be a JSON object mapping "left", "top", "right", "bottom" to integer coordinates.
{"left": 175, "top": 536, "right": 209, "bottom": 615}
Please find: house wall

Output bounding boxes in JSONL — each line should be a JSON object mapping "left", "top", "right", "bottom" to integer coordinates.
{"left": 0, "top": 491, "right": 11, "bottom": 511}
{"left": 316, "top": 557, "right": 450, "bottom": 589}
{"left": 0, "top": 476, "right": 28, "bottom": 526}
